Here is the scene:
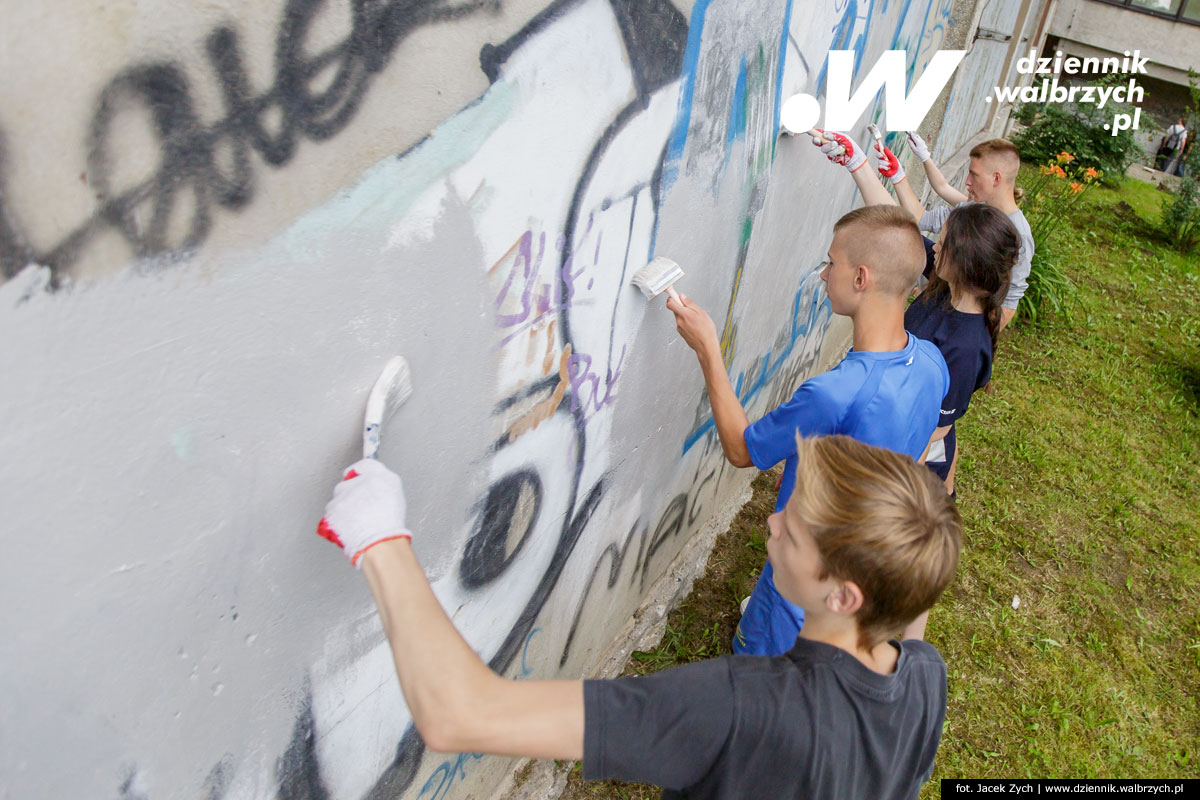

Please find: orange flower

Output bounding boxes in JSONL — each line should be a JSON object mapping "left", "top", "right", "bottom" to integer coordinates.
{"left": 1085, "top": 166, "right": 1100, "bottom": 181}
{"left": 1040, "top": 164, "right": 1054, "bottom": 175}
{"left": 1070, "top": 182, "right": 1084, "bottom": 194}
{"left": 1056, "top": 151, "right": 1075, "bottom": 163}
{"left": 1052, "top": 165, "right": 1067, "bottom": 179}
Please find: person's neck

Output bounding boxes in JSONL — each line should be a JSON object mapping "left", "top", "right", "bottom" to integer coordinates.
{"left": 989, "top": 191, "right": 1019, "bottom": 215}
{"left": 950, "top": 283, "right": 985, "bottom": 314}
{"left": 851, "top": 298, "right": 909, "bottom": 352}
{"left": 800, "top": 618, "right": 899, "bottom": 675}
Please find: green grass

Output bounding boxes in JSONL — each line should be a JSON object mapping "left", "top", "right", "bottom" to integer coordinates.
{"left": 559, "top": 178, "right": 1199, "bottom": 798}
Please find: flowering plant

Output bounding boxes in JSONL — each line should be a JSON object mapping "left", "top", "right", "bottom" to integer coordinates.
{"left": 1015, "top": 153, "right": 1100, "bottom": 323}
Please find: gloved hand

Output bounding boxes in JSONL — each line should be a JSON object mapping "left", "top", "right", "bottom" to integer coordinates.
{"left": 906, "top": 131, "right": 931, "bottom": 163}
{"left": 317, "top": 458, "right": 411, "bottom": 567}
{"left": 814, "top": 130, "right": 866, "bottom": 173}
{"left": 875, "top": 143, "right": 905, "bottom": 183}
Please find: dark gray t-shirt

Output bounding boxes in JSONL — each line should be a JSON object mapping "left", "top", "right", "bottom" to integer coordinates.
{"left": 583, "top": 638, "right": 947, "bottom": 799}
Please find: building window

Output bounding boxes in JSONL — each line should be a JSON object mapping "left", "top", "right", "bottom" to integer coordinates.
{"left": 1096, "top": 0, "right": 1200, "bottom": 26}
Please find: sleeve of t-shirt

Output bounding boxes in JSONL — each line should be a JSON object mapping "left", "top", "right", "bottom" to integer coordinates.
{"left": 1003, "top": 229, "right": 1034, "bottom": 310}
{"left": 743, "top": 380, "right": 843, "bottom": 470}
{"left": 937, "top": 337, "right": 985, "bottom": 426}
{"left": 919, "top": 205, "right": 952, "bottom": 234}
{"left": 583, "top": 658, "right": 735, "bottom": 790}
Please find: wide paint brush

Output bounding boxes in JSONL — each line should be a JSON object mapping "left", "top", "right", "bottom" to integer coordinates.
{"left": 362, "top": 356, "right": 414, "bottom": 459}
{"left": 631, "top": 256, "right": 685, "bottom": 302}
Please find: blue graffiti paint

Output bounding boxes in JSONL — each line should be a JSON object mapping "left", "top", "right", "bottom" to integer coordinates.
{"left": 417, "top": 752, "right": 484, "bottom": 800}
{"left": 772, "top": 0, "right": 795, "bottom": 146}
{"left": 520, "top": 627, "right": 541, "bottom": 678}
{"left": 682, "top": 273, "right": 832, "bottom": 454}
{"left": 662, "top": 0, "right": 714, "bottom": 192}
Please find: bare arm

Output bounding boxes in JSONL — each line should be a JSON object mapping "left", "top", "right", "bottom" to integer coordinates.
{"left": 319, "top": 463, "right": 584, "bottom": 760}
{"left": 998, "top": 306, "right": 1016, "bottom": 333}
{"left": 849, "top": 162, "right": 896, "bottom": 207}
{"left": 890, "top": 175, "right": 926, "bottom": 225}
{"left": 363, "top": 540, "right": 585, "bottom": 759}
{"left": 667, "top": 295, "right": 753, "bottom": 468}
{"left": 918, "top": 424, "right": 952, "bottom": 463}
{"left": 922, "top": 159, "right": 968, "bottom": 205}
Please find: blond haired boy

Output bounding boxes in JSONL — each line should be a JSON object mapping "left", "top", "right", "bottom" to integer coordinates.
{"left": 316, "top": 434, "right": 962, "bottom": 799}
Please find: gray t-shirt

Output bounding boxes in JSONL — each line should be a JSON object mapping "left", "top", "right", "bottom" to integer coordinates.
{"left": 921, "top": 203, "right": 1033, "bottom": 311}
{"left": 583, "top": 638, "right": 947, "bottom": 799}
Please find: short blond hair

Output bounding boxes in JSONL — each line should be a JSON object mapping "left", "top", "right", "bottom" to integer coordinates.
{"left": 787, "top": 435, "right": 962, "bottom": 648}
{"left": 969, "top": 138, "right": 1021, "bottom": 184}
{"left": 832, "top": 206, "right": 926, "bottom": 297}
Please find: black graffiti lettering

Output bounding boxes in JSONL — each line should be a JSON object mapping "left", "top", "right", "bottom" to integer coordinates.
{"left": 459, "top": 469, "right": 541, "bottom": 589}
{"left": 2, "top": 0, "right": 498, "bottom": 283}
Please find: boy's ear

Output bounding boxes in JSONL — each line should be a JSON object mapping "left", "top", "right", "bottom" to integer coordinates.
{"left": 826, "top": 580, "right": 865, "bottom": 616}
{"left": 854, "top": 264, "right": 870, "bottom": 291}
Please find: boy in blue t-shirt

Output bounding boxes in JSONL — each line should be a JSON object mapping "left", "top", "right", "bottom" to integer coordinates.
{"left": 668, "top": 203, "right": 949, "bottom": 656}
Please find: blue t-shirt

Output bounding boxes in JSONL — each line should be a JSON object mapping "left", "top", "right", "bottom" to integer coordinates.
{"left": 744, "top": 333, "right": 950, "bottom": 512}
{"left": 733, "top": 333, "right": 949, "bottom": 656}
{"left": 904, "top": 291, "right": 993, "bottom": 480}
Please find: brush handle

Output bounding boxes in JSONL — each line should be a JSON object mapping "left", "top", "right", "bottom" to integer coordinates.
{"left": 666, "top": 285, "right": 681, "bottom": 303}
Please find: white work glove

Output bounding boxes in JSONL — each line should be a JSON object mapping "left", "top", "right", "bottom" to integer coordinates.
{"left": 317, "top": 458, "right": 411, "bottom": 567}
{"left": 875, "top": 143, "right": 905, "bottom": 183}
{"left": 814, "top": 129, "right": 867, "bottom": 173}
{"left": 906, "top": 131, "right": 931, "bottom": 163}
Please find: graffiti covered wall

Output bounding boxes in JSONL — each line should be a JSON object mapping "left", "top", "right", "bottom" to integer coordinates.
{"left": 0, "top": 1, "right": 983, "bottom": 797}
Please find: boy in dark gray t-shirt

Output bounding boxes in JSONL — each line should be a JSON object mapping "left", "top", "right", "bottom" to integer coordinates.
{"left": 316, "top": 435, "right": 962, "bottom": 799}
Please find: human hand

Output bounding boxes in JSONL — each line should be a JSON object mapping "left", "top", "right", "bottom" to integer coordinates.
{"left": 875, "top": 143, "right": 905, "bottom": 183}
{"left": 317, "top": 458, "right": 411, "bottom": 567}
{"left": 813, "top": 129, "right": 866, "bottom": 173}
{"left": 666, "top": 293, "right": 720, "bottom": 360}
{"left": 906, "top": 131, "right": 931, "bottom": 163}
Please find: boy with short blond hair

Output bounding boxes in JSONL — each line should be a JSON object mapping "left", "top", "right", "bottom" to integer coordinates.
{"left": 317, "top": 434, "right": 962, "bottom": 799}
{"left": 669, "top": 202, "right": 949, "bottom": 656}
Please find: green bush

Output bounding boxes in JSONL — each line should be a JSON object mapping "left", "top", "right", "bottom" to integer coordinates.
{"left": 1013, "top": 81, "right": 1142, "bottom": 186}
{"left": 1161, "top": 174, "right": 1200, "bottom": 253}
{"left": 1020, "top": 237, "right": 1079, "bottom": 325}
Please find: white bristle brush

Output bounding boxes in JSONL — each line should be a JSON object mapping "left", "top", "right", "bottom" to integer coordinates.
{"left": 631, "top": 256, "right": 685, "bottom": 302}
{"left": 362, "top": 356, "right": 413, "bottom": 459}
{"left": 867, "top": 123, "right": 883, "bottom": 147}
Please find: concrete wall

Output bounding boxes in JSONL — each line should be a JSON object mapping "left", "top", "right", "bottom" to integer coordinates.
{"left": 0, "top": 1, "right": 987, "bottom": 798}
{"left": 1048, "top": 0, "right": 1200, "bottom": 85}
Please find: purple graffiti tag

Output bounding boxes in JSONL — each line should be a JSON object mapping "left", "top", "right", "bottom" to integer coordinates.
{"left": 494, "top": 217, "right": 599, "bottom": 346}
{"left": 566, "top": 344, "right": 626, "bottom": 422}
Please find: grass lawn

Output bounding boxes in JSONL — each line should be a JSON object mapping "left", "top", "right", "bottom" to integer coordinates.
{"left": 558, "top": 177, "right": 1200, "bottom": 798}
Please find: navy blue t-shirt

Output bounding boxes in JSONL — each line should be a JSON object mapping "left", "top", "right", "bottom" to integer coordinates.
{"left": 904, "top": 291, "right": 993, "bottom": 480}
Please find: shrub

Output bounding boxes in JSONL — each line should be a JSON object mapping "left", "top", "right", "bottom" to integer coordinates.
{"left": 1015, "top": 153, "right": 1100, "bottom": 323}
{"left": 1161, "top": 174, "right": 1200, "bottom": 253}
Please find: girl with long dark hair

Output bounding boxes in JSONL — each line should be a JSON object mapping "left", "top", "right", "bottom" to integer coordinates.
{"left": 905, "top": 203, "right": 1020, "bottom": 495}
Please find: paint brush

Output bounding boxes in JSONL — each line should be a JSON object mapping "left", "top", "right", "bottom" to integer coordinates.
{"left": 867, "top": 123, "right": 884, "bottom": 147}
{"left": 362, "top": 356, "right": 413, "bottom": 459}
{"left": 631, "top": 256, "right": 685, "bottom": 303}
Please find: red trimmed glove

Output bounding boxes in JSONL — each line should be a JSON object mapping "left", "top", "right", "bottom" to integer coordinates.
{"left": 875, "top": 143, "right": 905, "bottom": 183}
{"left": 814, "top": 129, "right": 867, "bottom": 173}
{"left": 317, "top": 459, "right": 411, "bottom": 567}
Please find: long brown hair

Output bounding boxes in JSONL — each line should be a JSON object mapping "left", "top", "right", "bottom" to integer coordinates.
{"left": 920, "top": 204, "right": 1020, "bottom": 349}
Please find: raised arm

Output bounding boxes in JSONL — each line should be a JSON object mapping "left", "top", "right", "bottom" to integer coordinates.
{"left": 874, "top": 141, "right": 926, "bottom": 224}
{"left": 908, "top": 132, "right": 968, "bottom": 205}
{"left": 813, "top": 130, "right": 895, "bottom": 207}
{"left": 318, "top": 460, "right": 585, "bottom": 759}
{"left": 666, "top": 295, "right": 753, "bottom": 467}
